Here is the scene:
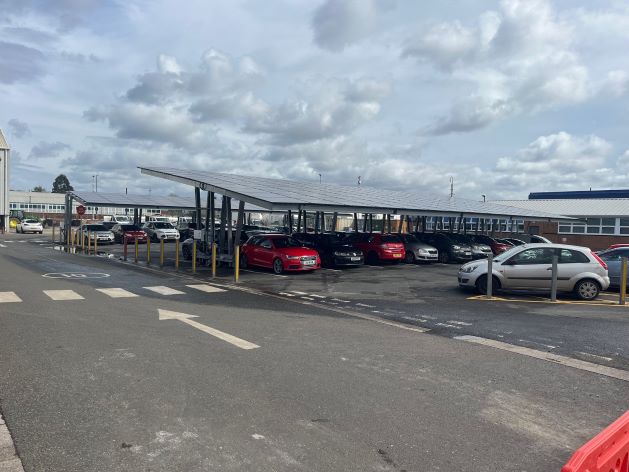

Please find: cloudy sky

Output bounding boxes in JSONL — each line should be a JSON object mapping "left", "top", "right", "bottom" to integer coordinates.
{"left": 2, "top": 0, "right": 629, "bottom": 200}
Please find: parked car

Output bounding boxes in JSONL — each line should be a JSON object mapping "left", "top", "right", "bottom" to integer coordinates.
{"left": 101, "top": 221, "right": 117, "bottom": 230}
{"left": 466, "top": 234, "right": 512, "bottom": 255}
{"left": 344, "top": 233, "right": 405, "bottom": 264}
{"left": 111, "top": 224, "right": 148, "bottom": 244}
{"left": 177, "top": 222, "right": 205, "bottom": 240}
{"left": 142, "top": 222, "right": 180, "bottom": 242}
{"left": 16, "top": 219, "right": 43, "bottom": 234}
{"left": 458, "top": 243, "right": 609, "bottom": 300}
{"left": 292, "top": 232, "right": 364, "bottom": 267}
{"left": 446, "top": 233, "right": 493, "bottom": 259}
{"left": 240, "top": 234, "right": 320, "bottom": 274}
{"left": 397, "top": 234, "right": 438, "bottom": 263}
{"left": 500, "top": 237, "right": 527, "bottom": 246}
{"left": 606, "top": 243, "right": 629, "bottom": 251}
{"left": 181, "top": 238, "right": 212, "bottom": 262}
{"left": 598, "top": 247, "right": 629, "bottom": 288}
{"left": 80, "top": 224, "right": 115, "bottom": 245}
{"left": 530, "top": 235, "right": 551, "bottom": 244}
{"left": 103, "top": 215, "right": 132, "bottom": 224}
{"left": 415, "top": 232, "right": 472, "bottom": 264}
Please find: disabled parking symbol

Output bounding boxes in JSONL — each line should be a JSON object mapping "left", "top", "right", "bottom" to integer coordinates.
{"left": 42, "top": 272, "right": 111, "bottom": 279}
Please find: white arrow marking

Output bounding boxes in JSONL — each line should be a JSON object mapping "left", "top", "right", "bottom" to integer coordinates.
{"left": 158, "top": 309, "right": 259, "bottom": 350}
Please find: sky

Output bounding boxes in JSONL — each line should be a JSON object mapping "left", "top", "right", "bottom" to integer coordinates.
{"left": 2, "top": 0, "right": 629, "bottom": 201}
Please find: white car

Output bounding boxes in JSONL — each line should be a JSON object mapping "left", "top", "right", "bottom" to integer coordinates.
{"left": 16, "top": 219, "right": 43, "bottom": 234}
{"left": 458, "top": 243, "right": 610, "bottom": 300}
{"left": 143, "top": 222, "right": 180, "bottom": 242}
{"left": 80, "top": 224, "right": 115, "bottom": 245}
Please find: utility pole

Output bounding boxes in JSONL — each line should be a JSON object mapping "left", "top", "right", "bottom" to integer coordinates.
{"left": 449, "top": 176, "right": 454, "bottom": 198}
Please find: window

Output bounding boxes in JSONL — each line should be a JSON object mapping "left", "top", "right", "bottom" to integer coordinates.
{"left": 509, "top": 248, "right": 555, "bottom": 265}
{"left": 559, "top": 217, "right": 620, "bottom": 235}
{"left": 558, "top": 249, "right": 589, "bottom": 264}
{"left": 260, "top": 239, "right": 272, "bottom": 249}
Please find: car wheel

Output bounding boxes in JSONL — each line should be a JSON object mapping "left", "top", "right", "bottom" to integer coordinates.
{"left": 240, "top": 254, "right": 248, "bottom": 269}
{"left": 273, "top": 258, "right": 284, "bottom": 274}
{"left": 404, "top": 251, "right": 416, "bottom": 264}
{"left": 439, "top": 251, "right": 450, "bottom": 264}
{"left": 367, "top": 251, "right": 379, "bottom": 265}
{"left": 474, "top": 275, "right": 501, "bottom": 295}
{"left": 39, "top": 231, "right": 43, "bottom": 234}
{"left": 574, "top": 279, "right": 600, "bottom": 300}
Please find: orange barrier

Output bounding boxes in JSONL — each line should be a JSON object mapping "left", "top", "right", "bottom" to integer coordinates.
{"left": 562, "top": 410, "right": 629, "bottom": 472}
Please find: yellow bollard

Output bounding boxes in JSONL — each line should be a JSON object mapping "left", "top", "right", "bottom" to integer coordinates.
{"left": 192, "top": 240, "right": 197, "bottom": 274}
{"left": 620, "top": 257, "right": 627, "bottom": 305}
{"left": 175, "top": 239, "right": 180, "bottom": 270}
{"left": 52, "top": 225, "right": 56, "bottom": 244}
{"left": 211, "top": 243, "right": 217, "bottom": 278}
{"left": 67, "top": 227, "right": 71, "bottom": 249}
{"left": 94, "top": 233, "right": 98, "bottom": 254}
{"left": 234, "top": 245, "right": 240, "bottom": 282}
{"left": 135, "top": 238, "right": 139, "bottom": 263}
{"left": 88, "top": 231, "right": 91, "bottom": 253}
{"left": 147, "top": 238, "right": 151, "bottom": 264}
{"left": 160, "top": 238, "right": 165, "bottom": 267}
{"left": 81, "top": 229, "right": 85, "bottom": 252}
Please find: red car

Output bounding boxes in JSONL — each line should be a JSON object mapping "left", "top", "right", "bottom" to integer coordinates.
{"left": 345, "top": 233, "right": 405, "bottom": 264}
{"left": 469, "top": 234, "right": 512, "bottom": 255}
{"left": 112, "top": 224, "right": 148, "bottom": 244}
{"left": 608, "top": 243, "right": 629, "bottom": 250}
{"left": 240, "top": 234, "right": 321, "bottom": 274}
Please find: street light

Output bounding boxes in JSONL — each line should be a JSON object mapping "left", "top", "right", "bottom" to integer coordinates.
{"left": 482, "top": 194, "right": 486, "bottom": 202}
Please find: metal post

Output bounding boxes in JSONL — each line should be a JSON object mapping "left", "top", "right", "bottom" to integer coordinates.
{"left": 620, "top": 257, "right": 627, "bottom": 305}
{"left": 550, "top": 254, "right": 558, "bottom": 302}
{"left": 94, "top": 233, "right": 98, "bottom": 254}
{"left": 369, "top": 214, "right": 373, "bottom": 233}
{"left": 296, "top": 208, "right": 302, "bottom": 233}
{"left": 146, "top": 238, "right": 151, "bottom": 264}
{"left": 192, "top": 240, "right": 197, "bottom": 274}
{"left": 209, "top": 192, "right": 215, "bottom": 247}
{"left": 353, "top": 213, "right": 358, "bottom": 233}
{"left": 135, "top": 238, "right": 139, "bottom": 263}
{"left": 211, "top": 242, "right": 217, "bottom": 278}
{"left": 205, "top": 190, "right": 211, "bottom": 250}
{"left": 123, "top": 236, "right": 128, "bottom": 261}
{"left": 314, "top": 212, "right": 320, "bottom": 234}
{"left": 486, "top": 254, "right": 493, "bottom": 299}
{"left": 332, "top": 212, "right": 338, "bottom": 232}
{"left": 88, "top": 231, "right": 91, "bottom": 253}
{"left": 234, "top": 245, "right": 240, "bottom": 282}
{"left": 81, "top": 229, "right": 85, "bottom": 252}
{"left": 226, "top": 197, "right": 233, "bottom": 260}
{"left": 194, "top": 187, "right": 202, "bottom": 230}
{"left": 175, "top": 239, "right": 180, "bottom": 270}
{"left": 160, "top": 238, "right": 165, "bottom": 267}
{"left": 52, "top": 225, "right": 56, "bottom": 244}
{"left": 234, "top": 200, "right": 245, "bottom": 276}
{"left": 362, "top": 213, "right": 367, "bottom": 232}
{"left": 287, "top": 210, "right": 293, "bottom": 233}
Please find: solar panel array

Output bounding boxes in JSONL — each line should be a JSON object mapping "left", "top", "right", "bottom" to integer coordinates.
{"left": 139, "top": 167, "right": 570, "bottom": 220}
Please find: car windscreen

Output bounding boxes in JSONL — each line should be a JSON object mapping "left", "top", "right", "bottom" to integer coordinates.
{"left": 493, "top": 245, "right": 525, "bottom": 263}
{"left": 381, "top": 235, "right": 402, "bottom": 243}
{"left": 86, "top": 225, "right": 107, "bottom": 231}
{"left": 23, "top": 219, "right": 39, "bottom": 223}
{"left": 153, "top": 222, "right": 173, "bottom": 229}
{"left": 272, "top": 237, "right": 302, "bottom": 248}
{"left": 121, "top": 225, "right": 141, "bottom": 231}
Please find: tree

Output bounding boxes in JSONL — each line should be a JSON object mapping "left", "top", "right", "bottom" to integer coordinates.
{"left": 32, "top": 185, "right": 45, "bottom": 192}
{"left": 51, "top": 174, "right": 73, "bottom": 193}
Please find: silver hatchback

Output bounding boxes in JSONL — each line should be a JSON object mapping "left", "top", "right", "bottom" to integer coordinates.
{"left": 458, "top": 243, "right": 610, "bottom": 300}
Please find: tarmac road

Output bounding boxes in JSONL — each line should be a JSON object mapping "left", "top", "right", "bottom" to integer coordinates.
{"left": 0, "top": 232, "right": 627, "bottom": 471}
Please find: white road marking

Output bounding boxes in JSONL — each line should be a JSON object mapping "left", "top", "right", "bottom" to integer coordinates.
{"left": 158, "top": 309, "right": 259, "bottom": 350}
{"left": 356, "top": 303, "right": 375, "bottom": 308}
{"left": 186, "top": 284, "right": 226, "bottom": 293}
{"left": 0, "top": 244, "right": 6, "bottom": 248}
{"left": 290, "top": 291, "right": 308, "bottom": 295}
{"left": 301, "top": 296, "right": 315, "bottom": 301}
{"left": 331, "top": 298, "right": 350, "bottom": 303}
{"left": 43, "top": 290, "right": 84, "bottom": 301}
{"left": 143, "top": 286, "right": 185, "bottom": 296}
{"left": 278, "top": 292, "right": 295, "bottom": 297}
{"left": 518, "top": 339, "right": 557, "bottom": 350}
{"left": 18, "top": 241, "right": 27, "bottom": 243}
{"left": 456, "top": 335, "right": 629, "bottom": 382}
{"left": 576, "top": 351, "right": 613, "bottom": 362}
{"left": 436, "top": 322, "right": 462, "bottom": 329}
{"left": 0, "top": 292, "right": 22, "bottom": 303}
{"left": 252, "top": 434, "right": 265, "bottom": 440}
{"left": 446, "top": 320, "right": 473, "bottom": 326}
{"left": 96, "top": 288, "right": 139, "bottom": 298}
{"left": 308, "top": 294, "right": 325, "bottom": 298}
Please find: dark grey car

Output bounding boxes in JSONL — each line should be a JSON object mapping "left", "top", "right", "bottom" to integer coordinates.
{"left": 398, "top": 234, "right": 438, "bottom": 263}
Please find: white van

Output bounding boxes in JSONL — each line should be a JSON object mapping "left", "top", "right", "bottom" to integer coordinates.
{"left": 103, "top": 215, "right": 132, "bottom": 224}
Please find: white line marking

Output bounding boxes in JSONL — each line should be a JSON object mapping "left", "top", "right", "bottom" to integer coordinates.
{"left": 43, "top": 290, "right": 84, "bottom": 301}
{"left": 143, "top": 286, "right": 185, "bottom": 296}
{"left": 186, "top": 284, "right": 226, "bottom": 293}
{"left": 18, "top": 241, "right": 27, "bottom": 243}
{"left": 456, "top": 335, "right": 629, "bottom": 382}
{"left": 301, "top": 296, "right": 315, "bottom": 301}
{"left": 0, "top": 292, "right": 22, "bottom": 303}
{"left": 446, "top": 320, "right": 473, "bottom": 326}
{"left": 278, "top": 292, "right": 295, "bottom": 297}
{"left": 290, "top": 291, "right": 308, "bottom": 295}
{"left": 576, "top": 352, "right": 613, "bottom": 362}
{"left": 436, "top": 323, "right": 461, "bottom": 329}
{"left": 356, "top": 303, "right": 375, "bottom": 308}
{"left": 331, "top": 298, "right": 350, "bottom": 303}
{"left": 96, "top": 288, "right": 138, "bottom": 298}
{"left": 308, "top": 294, "right": 325, "bottom": 298}
{"left": 0, "top": 244, "right": 6, "bottom": 248}
{"left": 158, "top": 309, "right": 259, "bottom": 350}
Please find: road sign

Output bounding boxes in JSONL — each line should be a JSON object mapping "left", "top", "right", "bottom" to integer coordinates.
{"left": 77, "top": 205, "right": 86, "bottom": 215}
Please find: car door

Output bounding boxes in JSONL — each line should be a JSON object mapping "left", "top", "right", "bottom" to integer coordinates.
{"left": 257, "top": 238, "right": 275, "bottom": 267}
{"left": 500, "top": 247, "right": 556, "bottom": 290}
{"left": 557, "top": 248, "right": 594, "bottom": 290}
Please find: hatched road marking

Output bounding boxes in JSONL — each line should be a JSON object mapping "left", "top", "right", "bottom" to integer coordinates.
{"left": 96, "top": 288, "right": 139, "bottom": 298}
{"left": 0, "top": 244, "right": 6, "bottom": 248}
{"left": 455, "top": 335, "right": 629, "bottom": 382}
{"left": 143, "top": 286, "right": 186, "bottom": 296}
{"left": 43, "top": 290, "right": 85, "bottom": 301}
{"left": 186, "top": 284, "right": 226, "bottom": 293}
{"left": 0, "top": 291, "right": 22, "bottom": 303}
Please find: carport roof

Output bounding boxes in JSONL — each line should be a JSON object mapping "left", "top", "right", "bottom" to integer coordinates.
{"left": 139, "top": 166, "right": 573, "bottom": 221}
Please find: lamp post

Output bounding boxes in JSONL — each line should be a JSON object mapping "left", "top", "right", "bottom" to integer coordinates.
{"left": 482, "top": 194, "right": 486, "bottom": 202}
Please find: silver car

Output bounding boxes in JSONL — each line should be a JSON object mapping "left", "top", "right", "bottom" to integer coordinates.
{"left": 80, "top": 224, "right": 115, "bottom": 245}
{"left": 399, "top": 234, "right": 438, "bottom": 263}
{"left": 598, "top": 248, "right": 629, "bottom": 288}
{"left": 458, "top": 243, "right": 610, "bottom": 300}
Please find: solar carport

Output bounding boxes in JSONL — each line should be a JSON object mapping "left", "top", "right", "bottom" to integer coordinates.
{"left": 138, "top": 167, "right": 570, "bottom": 267}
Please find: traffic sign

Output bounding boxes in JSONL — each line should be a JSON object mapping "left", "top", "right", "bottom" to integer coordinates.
{"left": 77, "top": 205, "right": 86, "bottom": 215}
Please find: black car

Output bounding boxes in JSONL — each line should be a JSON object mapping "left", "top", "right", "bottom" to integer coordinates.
{"left": 177, "top": 222, "right": 205, "bottom": 240}
{"left": 292, "top": 232, "right": 364, "bottom": 267}
{"left": 414, "top": 232, "right": 473, "bottom": 263}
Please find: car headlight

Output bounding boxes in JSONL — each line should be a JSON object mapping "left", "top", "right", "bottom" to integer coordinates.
{"left": 452, "top": 245, "right": 461, "bottom": 250}
{"left": 285, "top": 255, "right": 300, "bottom": 260}
{"left": 460, "top": 265, "right": 478, "bottom": 273}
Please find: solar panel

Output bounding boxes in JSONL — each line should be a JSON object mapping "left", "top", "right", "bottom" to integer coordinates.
{"left": 138, "top": 167, "right": 571, "bottom": 220}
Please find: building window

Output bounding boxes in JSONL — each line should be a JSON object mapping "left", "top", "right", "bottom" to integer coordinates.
{"left": 559, "top": 217, "right": 624, "bottom": 235}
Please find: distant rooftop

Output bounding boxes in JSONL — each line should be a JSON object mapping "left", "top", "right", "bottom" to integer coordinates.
{"left": 529, "top": 190, "right": 629, "bottom": 200}
{"left": 0, "top": 129, "right": 9, "bottom": 150}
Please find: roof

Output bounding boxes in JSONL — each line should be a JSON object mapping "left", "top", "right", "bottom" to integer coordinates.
{"left": 139, "top": 166, "right": 572, "bottom": 221}
{"left": 493, "top": 199, "right": 629, "bottom": 217}
{"left": 529, "top": 190, "right": 629, "bottom": 199}
{"left": 0, "top": 129, "right": 9, "bottom": 150}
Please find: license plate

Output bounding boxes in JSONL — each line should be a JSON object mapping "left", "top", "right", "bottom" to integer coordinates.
{"left": 350, "top": 257, "right": 361, "bottom": 261}
{"left": 465, "top": 252, "right": 471, "bottom": 256}
{"left": 302, "top": 260, "right": 316, "bottom": 265}
{"left": 393, "top": 253, "right": 402, "bottom": 258}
